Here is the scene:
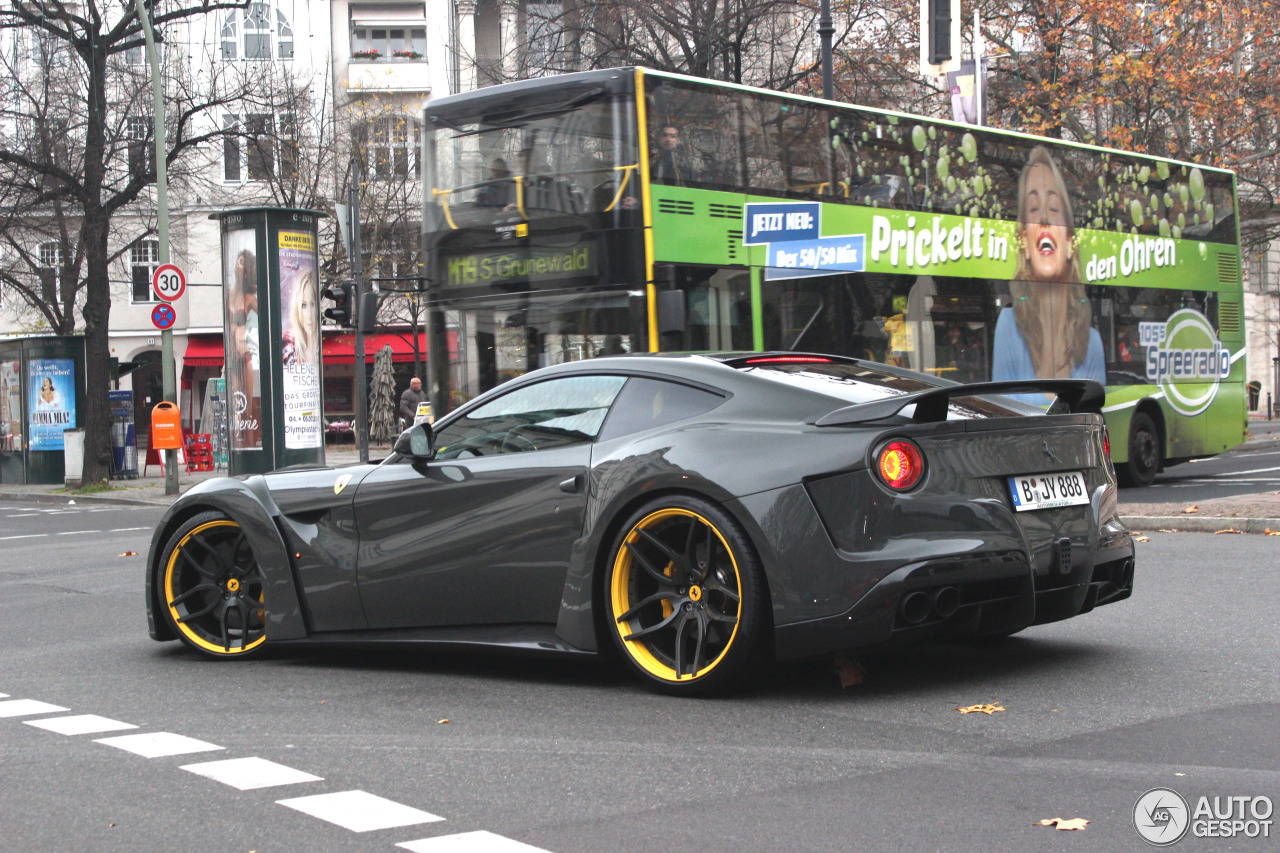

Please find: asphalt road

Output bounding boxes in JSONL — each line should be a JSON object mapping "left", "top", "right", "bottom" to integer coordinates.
{"left": 1120, "top": 442, "right": 1280, "bottom": 503}
{"left": 1, "top": 504, "right": 1276, "bottom": 852}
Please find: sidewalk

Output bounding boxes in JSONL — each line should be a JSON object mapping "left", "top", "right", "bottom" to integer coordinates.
{"left": 1, "top": 431, "right": 1277, "bottom": 532}
{"left": 0, "top": 444, "right": 379, "bottom": 508}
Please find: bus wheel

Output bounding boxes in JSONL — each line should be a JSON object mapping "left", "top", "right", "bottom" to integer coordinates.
{"left": 1120, "top": 412, "right": 1160, "bottom": 488}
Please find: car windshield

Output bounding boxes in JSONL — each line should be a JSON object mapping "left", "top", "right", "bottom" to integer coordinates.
{"left": 738, "top": 361, "right": 1037, "bottom": 419}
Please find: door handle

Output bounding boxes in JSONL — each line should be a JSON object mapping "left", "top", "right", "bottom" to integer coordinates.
{"left": 559, "top": 475, "right": 583, "bottom": 493}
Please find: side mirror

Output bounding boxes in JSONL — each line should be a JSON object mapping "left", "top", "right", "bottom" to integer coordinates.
{"left": 393, "top": 423, "right": 435, "bottom": 460}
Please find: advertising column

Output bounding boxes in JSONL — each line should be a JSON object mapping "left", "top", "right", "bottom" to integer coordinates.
{"left": 214, "top": 208, "right": 325, "bottom": 476}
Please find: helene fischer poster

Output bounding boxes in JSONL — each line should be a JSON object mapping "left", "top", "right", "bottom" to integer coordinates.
{"left": 278, "top": 230, "right": 322, "bottom": 449}
{"left": 27, "top": 359, "right": 75, "bottom": 450}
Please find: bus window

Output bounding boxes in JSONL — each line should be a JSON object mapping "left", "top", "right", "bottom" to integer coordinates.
{"left": 656, "top": 265, "right": 752, "bottom": 352}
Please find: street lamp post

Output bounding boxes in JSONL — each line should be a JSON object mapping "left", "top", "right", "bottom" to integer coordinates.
{"left": 819, "top": 0, "right": 834, "bottom": 101}
{"left": 134, "top": 0, "right": 177, "bottom": 496}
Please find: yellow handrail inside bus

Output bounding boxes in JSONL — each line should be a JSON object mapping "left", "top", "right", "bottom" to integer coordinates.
{"left": 513, "top": 175, "right": 527, "bottom": 219}
{"left": 431, "top": 188, "right": 458, "bottom": 230}
{"left": 604, "top": 164, "right": 639, "bottom": 212}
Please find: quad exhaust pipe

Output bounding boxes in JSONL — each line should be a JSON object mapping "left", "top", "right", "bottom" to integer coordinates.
{"left": 899, "top": 586, "right": 961, "bottom": 624}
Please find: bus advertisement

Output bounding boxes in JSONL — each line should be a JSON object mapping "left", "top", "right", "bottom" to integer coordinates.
{"left": 421, "top": 68, "right": 1246, "bottom": 486}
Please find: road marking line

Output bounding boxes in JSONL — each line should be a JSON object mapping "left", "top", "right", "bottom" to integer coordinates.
{"left": 1171, "top": 477, "right": 1280, "bottom": 484}
{"left": 0, "top": 699, "right": 69, "bottom": 717}
{"left": 95, "top": 731, "right": 224, "bottom": 758}
{"left": 56, "top": 531, "right": 96, "bottom": 536}
{"left": 0, "top": 534, "right": 46, "bottom": 541}
{"left": 0, "top": 693, "right": 7, "bottom": 698}
{"left": 277, "top": 790, "right": 444, "bottom": 833}
{"left": 26, "top": 714, "right": 138, "bottom": 735}
{"left": 4, "top": 514, "right": 41, "bottom": 518}
{"left": 1214, "top": 465, "right": 1280, "bottom": 476}
{"left": 108, "top": 527, "right": 150, "bottom": 532}
{"left": 398, "top": 831, "right": 553, "bottom": 852}
{"left": 181, "top": 756, "right": 324, "bottom": 790}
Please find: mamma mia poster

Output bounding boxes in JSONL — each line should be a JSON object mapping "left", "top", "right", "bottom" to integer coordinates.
{"left": 28, "top": 359, "right": 75, "bottom": 450}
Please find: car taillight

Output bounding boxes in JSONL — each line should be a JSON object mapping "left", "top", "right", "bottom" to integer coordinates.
{"left": 877, "top": 440, "right": 924, "bottom": 490}
{"left": 1102, "top": 428, "right": 1111, "bottom": 459}
{"left": 742, "top": 355, "right": 832, "bottom": 365}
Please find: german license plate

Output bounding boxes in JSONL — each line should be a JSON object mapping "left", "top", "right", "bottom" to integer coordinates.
{"left": 1008, "top": 471, "right": 1089, "bottom": 512}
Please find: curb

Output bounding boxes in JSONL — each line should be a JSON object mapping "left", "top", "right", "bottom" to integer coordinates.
{"left": 0, "top": 490, "right": 177, "bottom": 508}
{"left": 1121, "top": 515, "right": 1280, "bottom": 535}
{"left": 1236, "top": 438, "right": 1280, "bottom": 453}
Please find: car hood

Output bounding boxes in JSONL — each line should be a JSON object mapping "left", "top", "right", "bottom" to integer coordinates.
{"left": 261, "top": 464, "right": 379, "bottom": 514}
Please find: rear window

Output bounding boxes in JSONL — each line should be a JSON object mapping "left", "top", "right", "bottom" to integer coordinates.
{"left": 738, "top": 361, "right": 1036, "bottom": 419}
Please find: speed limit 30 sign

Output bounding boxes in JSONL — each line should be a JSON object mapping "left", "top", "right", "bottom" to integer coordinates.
{"left": 152, "top": 263, "right": 187, "bottom": 302}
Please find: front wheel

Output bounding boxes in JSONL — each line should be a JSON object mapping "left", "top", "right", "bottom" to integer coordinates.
{"left": 1120, "top": 411, "right": 1160, "bottom": 487}
{"left": 605, "top": 496, "right": 767, "bottom": 695}
{"left": 158, "top": 511, "right": 267, "bottom": 658}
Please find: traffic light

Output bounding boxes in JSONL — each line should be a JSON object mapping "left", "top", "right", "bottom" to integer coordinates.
{"left": 323, "top": 281, "right": 355, "bottom": 327}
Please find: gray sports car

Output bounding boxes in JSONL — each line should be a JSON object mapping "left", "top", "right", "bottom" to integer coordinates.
{"left": 146, "top": 353, "right": 1134, "bottom": 695}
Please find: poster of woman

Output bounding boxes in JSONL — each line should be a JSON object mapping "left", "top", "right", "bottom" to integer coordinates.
{"left": 278, "top": 231, "right": 322, "bottom": 449}
{"left": 223, "top": 229, "right": 262, "bottom": 450}
{"left": 27, "top": 359, "right": 76, "bottom": 450}
{"left": 992, "top": 145, "right": 1105, "bottom": 396}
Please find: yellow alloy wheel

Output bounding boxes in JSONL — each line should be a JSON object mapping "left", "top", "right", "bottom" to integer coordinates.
{"left": 162, "top": 516, "right": 266, "bottom": 657}
{"left": 610, "top": 506, "right": 744, "bottom": 683}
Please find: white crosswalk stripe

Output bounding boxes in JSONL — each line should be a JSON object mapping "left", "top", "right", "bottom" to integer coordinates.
{"left": 277, "top": 790, "right": 445, "bottom": 832}
{"left": 181, "top": 756, "right": 323, "bottom": 790}
{"left": 25, "top": 714, "right": 137, "bottom": 735}
{"left": 398, "top": 831, "right": 553, "bottom": 852}
{"left": 96, "top": 731, "right": 224, "bottom": 758}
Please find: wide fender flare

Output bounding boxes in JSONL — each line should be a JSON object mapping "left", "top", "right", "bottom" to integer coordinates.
{"left": 146, "top": 477, "right": 306, "bottom": 642}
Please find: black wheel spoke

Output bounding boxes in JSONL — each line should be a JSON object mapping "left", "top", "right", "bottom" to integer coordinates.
{"left": 616, "top": 590, "right": 679, "bottom": 623}
{"left": 170, "top": 583, "right": 219, "bottom": 607}
{"left": 177, "top": 598, "right": 221, "bottom": 623}
{"left": 220, "top": 601, "right": 232, "bottom": 650}
{"left": 183, "top": 532, "right": 231, "bottom": 576}
{"left": 178, "top": 545, "right": 222, "bottom": 581}
{"left": 705, "top": 605, "right": 737, "bottom": 624}
{"left": 636, "top": 528, "right": 685, "bottom": 576}
{"left": 690, "top": 610, "right": 707, "bottom": 675}
{"left": 625, "top": 540, "right": 678, "bottom": 586}
{"left": 673, "top": 611, "right": 690, "bottom": 677}
{"left": 705, "top": 580, "right": 740, "bottom": 603}
{"left": 683, "top": 518, "right": 699, "bottom": 577}
{"left": 623, "top": 607, "right": 682, "bottom": 642}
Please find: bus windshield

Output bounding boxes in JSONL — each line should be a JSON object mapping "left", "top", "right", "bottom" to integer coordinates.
{"left": 426, "top": 91, "right": 639, "bottom": 232}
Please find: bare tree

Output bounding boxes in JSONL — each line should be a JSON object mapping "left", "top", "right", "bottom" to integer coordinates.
{"left": 0, "top": 0, "right": 327, "bottom": 482}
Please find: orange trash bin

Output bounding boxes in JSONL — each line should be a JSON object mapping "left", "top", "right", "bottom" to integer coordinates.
{"left": 150, "top": 402, "right": 183, "bottom": 450}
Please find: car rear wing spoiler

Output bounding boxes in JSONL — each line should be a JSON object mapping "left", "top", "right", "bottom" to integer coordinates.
{"left": 812, "top": 379, "right": 1106, "bottom": 426}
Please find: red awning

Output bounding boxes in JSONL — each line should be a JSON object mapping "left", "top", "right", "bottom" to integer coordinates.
{"left": 182, "top": 335, "right": 224, "bottom": 367}
{"left": 322, "top": 332, "right": 427, "bottom": 365}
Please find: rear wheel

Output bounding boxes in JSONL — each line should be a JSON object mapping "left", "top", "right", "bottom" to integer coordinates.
{"left": 1120, "top": 411, "right": 1160, "bottom": 487}
{"left": 605, "top": 496, "right": 766, "bottom": 695}
{"left": 158, "top": 511, "right": 266, "bottom": 658}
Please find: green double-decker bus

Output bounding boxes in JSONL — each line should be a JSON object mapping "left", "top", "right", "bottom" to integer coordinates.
{"left": 421, "top": 67, "right": 1247, "bottom": 486}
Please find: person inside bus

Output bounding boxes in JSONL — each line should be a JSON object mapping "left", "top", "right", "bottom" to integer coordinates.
{"left": 476, "top": 157, "right": 514, "bottom": 208}
{"left": 992, "top": 145, "right": 1104, "bottom": 391}
{"left": 651, "top": 123, "right": 699, "bottom": 185}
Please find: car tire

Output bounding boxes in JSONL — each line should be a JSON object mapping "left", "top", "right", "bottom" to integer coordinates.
{"left": 1120, "top": 411, "right": 1160, "bottom": 487}
{"left": 157, "top": 510, "right": 267, "bottom": 659}
{"left": 604, "top": 496, "right": 767, "bottom": 696}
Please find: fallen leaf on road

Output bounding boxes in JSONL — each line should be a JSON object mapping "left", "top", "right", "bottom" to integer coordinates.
{"left": 1037, "top": 817, "right": 1089, "bottom": 831}
{"left": 1265, "top": 529, "right": 1280, "bottom": 536}
{"left": 438, "top": 719, "right": 450, "bottom": 724}
{"left": 1158, "top": 528, "right": 1176, "bottom": 533}
{"left": 1134, "top": 535, "right": 1149, "bottom": 542}
{"left": 956, "top": 703, "right": 1005, "bottom": 714}
{"left": 118, "top": 551, "right": 137, "bottom": 557}
{"left": 1214, "top": 528, "right": 1242, "bottom": 535}
{"left": 1181, "top": 505, "right": 1199, "bottom": 514}
{"left": 832, "top": 655, "right": 864, "bottom": 687}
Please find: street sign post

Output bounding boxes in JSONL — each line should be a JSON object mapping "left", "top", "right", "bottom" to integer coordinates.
{"left": 151, "top": 303, "right": 176, "bottom": 330}
{"left": 152, "top": 263, "right": 186, "bottom": 302}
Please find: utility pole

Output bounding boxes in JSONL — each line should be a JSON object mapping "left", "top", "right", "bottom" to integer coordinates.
{"left": 819, "top": 0, "right": 834, "bottom": 101}
{"left": 349, "top": 157, "right": 369, "bottom": 463}
{"left": 135, "top": 0, "right": 177, "bottom": 495}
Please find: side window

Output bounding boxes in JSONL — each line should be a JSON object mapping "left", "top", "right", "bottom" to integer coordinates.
{"left": 434, "top": 375, "right": 626, "bottom": 459}
{"left": 596, "top": 377, "right": 725, "bottom": 443}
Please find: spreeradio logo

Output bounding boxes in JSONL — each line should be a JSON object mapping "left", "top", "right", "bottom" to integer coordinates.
{"left": 1140, "top": 308, "right": 1232, "bottom": 416}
